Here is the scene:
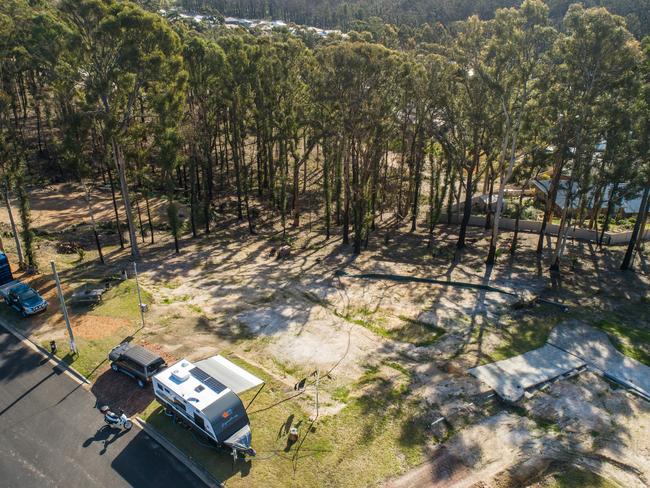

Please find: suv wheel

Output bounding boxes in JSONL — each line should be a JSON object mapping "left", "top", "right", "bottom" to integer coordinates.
{"left": 111, "top": 363, "right": 120, "bottom": 373}
{"left": 137, "top": 379, "right": 145, "bottom": 389}
{"left": 20, "top": 309, "right": 27, "bottom": 318}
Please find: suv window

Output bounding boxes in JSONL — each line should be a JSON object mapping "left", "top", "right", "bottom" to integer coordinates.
{"left": 118, "top": 357, "right": 144, "bottom": 374}
{"left": 147, "top": 358, "right": 165, "bottom": 376}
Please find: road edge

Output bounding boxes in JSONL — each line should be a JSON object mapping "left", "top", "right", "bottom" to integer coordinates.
{"left": 0, "top": 316, "right": 90, "bottom": 386}
{"left": 0, "top": 317, "right": 221, "bottom": 488}
{"left": 134, "top": 417, "right": 223, "bottom": 488}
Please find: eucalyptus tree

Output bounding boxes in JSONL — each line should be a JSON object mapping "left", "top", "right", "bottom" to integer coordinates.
{"left": 484, "top": 0, "right": 555, "bottom": 265}
{"left": 217, "top": 34, "right": 252, "bottom": 224}
{"left": 429, "top": 17, "right": 494, "bottom": 254}
{"left": 592, "top": 98, "right": 637, "bottom": 246}
{"left": 183, "top": 34, "right": 227, "bottom": 235}
{"left": 621, "top": 37, "right": 650, "bottom": 270}
{"left": 544, "top": 5, "right": 640, "bottom": 271}
{"left": 316, "top": 42, "right": 400, "bottom": 253}
{"left": 61, "top": 0, "right": 186, "bottom": 259}
{"left": 253, "top": 35, "right": 316, "bottom": 231}
{"left": 393, "top": 57, "right": 429, "bottom": 232}
{"left": 0, "top": 0, "right": 69, "bottom": 269}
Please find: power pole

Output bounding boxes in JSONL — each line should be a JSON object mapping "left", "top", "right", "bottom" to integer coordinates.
{"left": 133, "top": 262, "right": 146, "bottom": 329}
{"left": 51, "top": 261, "right": 76, "bottom": 354}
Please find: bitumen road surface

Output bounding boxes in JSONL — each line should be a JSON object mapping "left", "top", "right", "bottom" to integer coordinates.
{"left": 0, "top": 328, "right": 206, "bottom": 488}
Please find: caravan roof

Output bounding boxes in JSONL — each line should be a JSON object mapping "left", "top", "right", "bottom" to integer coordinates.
{"left": 154, "top": 355, "right": 264, "bottom": 411}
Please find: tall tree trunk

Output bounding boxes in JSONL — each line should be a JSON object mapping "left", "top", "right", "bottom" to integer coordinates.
{"left": 106, "top": 162, "right": 125, "bottom": 249}
{"left": 323, "top": 141, "right": 331, "bottom": 239}
{"left": 342, "top": 146, "right": 350, "bottom": 246}
{"left": 335, "top": 139, "right": 342, "bottom": 226}
{"left": 135, "top": 193, "right": 146, "bottom": 243}
{"left": 111, "top": 138, "right": 139, "bottom": 258}
{"left": 456, "top": 162, "right": 476, "bottom": 251}
{"left": 598, "top": 183, "right": 618, "bottom": 248}
{"left": 549, "top": 174, "right": 576, "bottom": 271}
{"left": 3, "top": 182, "right": 24, "bottom": 266}
{"left": 292, "top": 145, "right": 300, "bottom": 227}
{"left": 144, "top": 190, "right": 155, "bottom": 244}
{"left": 410, "top": 127, "right": 425, "bottom": 233}
{"left": 621, "top": 187, "right": 649, "bottom": 270}
{"left": 15, "top": 170, "right": 35, "bottom": 269}
{"left": 189, "top": 151, "right": 198, "bottom": 238}
{"left": 230, "top": 105, "right": 244, "bottom": 221}
{"left": 537, "top": 152, "right": 565, "bottom": 254}
{"left": 82, "top": 181, "right": 105, "bottom": 264}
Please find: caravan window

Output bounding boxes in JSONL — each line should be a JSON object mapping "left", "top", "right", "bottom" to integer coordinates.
{"left": 173, "top": 397, "right": 187, "bottom": 412}
{"left": 194, "top": 413, "right": 206, "bottom": 431}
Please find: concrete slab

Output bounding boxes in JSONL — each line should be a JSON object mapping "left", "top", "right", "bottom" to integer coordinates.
{"left": 548, "top": 321, "right": 650, "bottom": 399}
{"left": 469, "top": 344, "right": 585, "bottom": 402}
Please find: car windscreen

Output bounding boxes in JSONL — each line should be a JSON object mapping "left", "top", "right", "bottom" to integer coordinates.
{"left": 19, "top": 289, "right": 37, "bottom": 300}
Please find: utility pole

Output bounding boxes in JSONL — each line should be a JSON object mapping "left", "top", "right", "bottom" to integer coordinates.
{"left": 51, "top": 261, "right": 76, "bottom": 354}
{"left": 133, "top": 262, "right": 146, "bottom": 329}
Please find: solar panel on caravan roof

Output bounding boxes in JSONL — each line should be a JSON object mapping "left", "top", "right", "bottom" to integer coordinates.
{"left": 189, "top": 367, "right": 227, "bottom": 394}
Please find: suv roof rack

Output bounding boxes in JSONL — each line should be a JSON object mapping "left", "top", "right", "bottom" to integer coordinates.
{"left": 120, "top": 344, "right": 163, "bottom": 367}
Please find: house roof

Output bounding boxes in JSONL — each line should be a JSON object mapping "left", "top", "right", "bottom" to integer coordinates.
{"left": 532, "top": 179, "right": 643, "bottom": 213}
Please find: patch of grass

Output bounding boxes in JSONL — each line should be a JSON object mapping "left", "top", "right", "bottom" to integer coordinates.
{"left": 161, "top": 279, "right": 182, "bottom": 290}
{"left": 337, "top": 309, "right": 445, "bottom": 347}
{"left": 44, "top": 328, "right": 131, "bottom": 380}
{"left": 596, "top": 318, "right": 650, "bottom": 366}
{"left": 187, "top": 304, "right": 205, "bottom": 315}
{"left": 142, "top": 356, "right": 427, "bottom": 488}
{"left": 336, "top": 307, "right": 389, "bottom": 338}
{"left": 490, "top": 306, "right": 561, "bottom": 362}
{"left": 532, "top": 416, "right": 561, "bottom": 434}
{"left": 90, "top": 279, "right": 152, "bottom": 322}
{"left": 332, "top": 386, "right": 350, "bottom": 403}
{"left": 161, "top": 294, "right": 190, "bottom": 305}
{"left": 271, "top": 358, "right": 306, "bottom": 379}
{"left": 384, "top": 361, "right": 412, "bottom": 377}
{"left": 396, "top": 316, "right": 446, "bottom": 346}
{"left": 547, "top": 466, "right": 619, "bottom": 488}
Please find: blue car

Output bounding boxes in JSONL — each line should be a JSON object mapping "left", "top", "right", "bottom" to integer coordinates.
{"left": 5, "top": 283, "right": 48, "bottom": 317}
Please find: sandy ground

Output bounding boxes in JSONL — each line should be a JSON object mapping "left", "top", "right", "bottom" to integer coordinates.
{"left": 387, "top": 372, "right": 650, "bottom": 488}
{"left": 3, "top": 183, "right": 650, "bottom": 487}
{"left": 0, "top": 183, "right": 172, "bottom": 233}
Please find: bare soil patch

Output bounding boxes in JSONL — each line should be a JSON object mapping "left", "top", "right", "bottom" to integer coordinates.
{"left": 69, "top": 314, "right": 130, "bottom": 340}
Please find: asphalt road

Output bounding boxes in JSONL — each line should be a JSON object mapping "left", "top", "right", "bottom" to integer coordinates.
{"left": 0, "top": 328, "right": 206, "bottom": 488}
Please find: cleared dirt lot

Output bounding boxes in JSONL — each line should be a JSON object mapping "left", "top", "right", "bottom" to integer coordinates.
{"left": 2, "top": 183, "right": 649, "bottom": 487}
